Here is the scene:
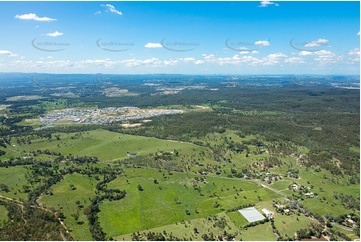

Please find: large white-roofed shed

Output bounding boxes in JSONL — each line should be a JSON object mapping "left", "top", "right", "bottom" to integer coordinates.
{"left": 238, "top": 207, "right": 266, "bottom": 223}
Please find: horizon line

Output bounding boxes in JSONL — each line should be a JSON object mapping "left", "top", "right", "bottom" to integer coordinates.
{"left": 0, "top": 72, "right": 360, "bottom": 76}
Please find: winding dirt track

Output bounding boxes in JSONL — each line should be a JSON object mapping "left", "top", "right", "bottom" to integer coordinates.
{"left": 0, "top": 194, "right": 71, "bottom": 240}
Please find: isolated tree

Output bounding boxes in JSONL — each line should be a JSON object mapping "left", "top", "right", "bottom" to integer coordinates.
{"left": 137, "top": 184, "right": 143, "bottom": 191}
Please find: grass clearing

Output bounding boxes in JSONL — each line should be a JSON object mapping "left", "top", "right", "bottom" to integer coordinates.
{"left": 10, "top": 129, "right": 200, "bottom": 162}
{"left": 40, "top": 173, "right": 98, "bottom": 240}
{"left": 274, "top": 213, "right": 314, "bottom": 239}
{"left": 331, "top": 225, "right": 359, "bottom": 240}
{"left": 115, "top": 212, "right": 241, "bottom": 241}
{"left": 6, "top": 95, "right": 44, "bottom": 101}
{"left": 0, "top": 166, "right": 29, "bottom": 200}
{"left": 240, "top": 222, "right": 278, "bottom": 241}
{"left": 0, "top": 205, "right": 8, "bottom": 226}
{"left": 349, "top": 146, "right": 360, "bottom": 154}
{"left": 226, "top": 210, "right": 248, "bottom": 228}
{"left": 99, "top": 168, "right": 280, "bottom": 238}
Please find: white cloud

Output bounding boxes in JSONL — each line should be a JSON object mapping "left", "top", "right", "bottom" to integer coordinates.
{"left": 267, "top": 53, "right": 287, "bottom": 59}
{"left": 164, "top": 60, "right": 178, "bottom": 66}
{"left": 101, "top": 4, "right": 122, "bottom": 15}
{"left": 15, "top": 13, "right": 56, "bottom": 22}
{"left": 284, "top": 57, "right": 305, "bottom": 64}
{"left": 297, "top": 49, "right": 343, "bottom": 65}
{"left": 298, "top": 49, "right": 339, "bottom": 64}
{"left": 347, "top": 48, "right": 360, "bottom": 62}
{"left": 299, "top": 51, "right": 313, "bottom": 56}
{"left": 144, "top": 43, "right": 163, "bottom": 48}
{"left": 143, "top": 58, "right": 161, "bottom": 65}
{"left": 314, "top": 50, "right": 334, "bottom": 56}
{"left": 259, "top": 0, "right": 279, "bottom": 7}
{"left": 0, "top": 50, "right": 17, "bottom": 57}
{"left": 254, "top": 40, "right": 270, "bottom": 47}
{"left": 202, "top": 54, "right": 216, "bottom": 60}
{"left": 348, "top": 48, "right": 360, "bottom": 56}
{"left": 260, "top": 52, "right": 288, "bottom": 65}
{"left": 298, "top": 50, "right": 314, "bottom": 56}
{"left": 313, "top": 50, "right": 341, "bottom": 65}
{"left": 181, "top": 57, "right": 196, "bottom": 62}
{"left": 179, "top": 57, "right": 204, "bottom": 65}
{"left": 94, "top": 11, "right": 102, "bottom": 15}
{"left": 194, "top": 60, "right": 205, "bottom": 65}
{"left": 238, "top": 50, "right": 258, "bottom": 55}
{"left": 45, "top": 31, "right": 63, "bottom": 37}
{"left": 82, "top": 59, "right": 116, "bottom": 68}
{"left": 304, "top": 38, "right": 329, "bottom": 47}
{"left": 357, "top": 31, "right": 360, "bottom": 36}
{"left": 200, "top": 52, "right": 307, "bottom": 67}
{"left": 2, "top": 48, "right": 353, "bottom": 73}
{"left": 122, "top": 58, "right": 162, "bottom": 67}
{"left": 202, "top": 54, "right": 263, "bottom": 66}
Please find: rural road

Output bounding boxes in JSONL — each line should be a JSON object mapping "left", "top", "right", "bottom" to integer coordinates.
{"left": 0, "top": 193, "right": 71, "bottom": 240}
{"left": 331, "top": 222, "right": 354, "bottom": 232}
{"left": 252, "top": 179, "right": 289, "bottom": 198}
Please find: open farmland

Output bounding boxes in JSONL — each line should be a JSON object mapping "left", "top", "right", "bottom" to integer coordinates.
{"left": 9, "top": 129, "right": 201, "bottom": 162}
{"left": 98, "top": 167, "right": 279, "bottom": 238}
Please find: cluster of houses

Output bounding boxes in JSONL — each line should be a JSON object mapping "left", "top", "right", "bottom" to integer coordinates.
{"left": 274, "top": 203, "right": 291, "bottom": 215}
{"left": 39, "top": 107, "right": 183, "bottom": 125}
{"left": 289, "top": 183, "right": 315, "bottom": 198}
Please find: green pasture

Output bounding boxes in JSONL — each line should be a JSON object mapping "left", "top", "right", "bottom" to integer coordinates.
{"left": 10, "top": 129, "right": 200, "bottom": 162}
{"left": 240, "top": 222, "right": 278, "bottom": 241}
{"left": 0, "top": 166, "right": 29, "bottom": 200}
{"left": 98, "top": 167, "right": 280, "bottom": 238}
{"left": 116, "top": 212, "right": 241, "bottom": 241}
{"left": 0, "top": 205, "right": 8, "bottom": 226}
{"left": 40, "top": 173, "right": 98, "bottom": 240}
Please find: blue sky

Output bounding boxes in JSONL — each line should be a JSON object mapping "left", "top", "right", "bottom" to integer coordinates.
{"left": 0, "top": 1, "right": 359, "bottom": 74}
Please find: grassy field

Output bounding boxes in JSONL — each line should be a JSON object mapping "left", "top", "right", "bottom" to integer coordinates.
{"left": 115, "top": 200, "right": 313, "bottom": 241}
{"left": 226, "top": 210, "right": 248, "bottom": 228}
{"left": 349, "top": 146, "right": 360, "bottom": 154}
{"left": 271, "top": 180, "right": 293, "bottom": 191}
{"left": 10, "top": 129, "right": 201, "bottom": 162}
{"left": 331, "top": 225, "right": 359, "bottom": 240}
{"left": 116, "top": 212, "right": 241, "bottom": 240}
{"left": 0, "top": 205, "right": 8, "bottom": 226}
{"left": 98, "top": 167, "right": 280, "bottom": 238}
{"left": 240, "top": 222, "right": 278, "bottom": 241}
{"left": 274, "top": 213, "right": 314, "bottom": 239}
{"left": 0, "top": 166, "right": 29, "bottom": 200}
{"left": 6, "top": 95, "right": 44, "bottom": 101}
{"left": 40, "top": 173, "right": 98, "bottom": 241}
